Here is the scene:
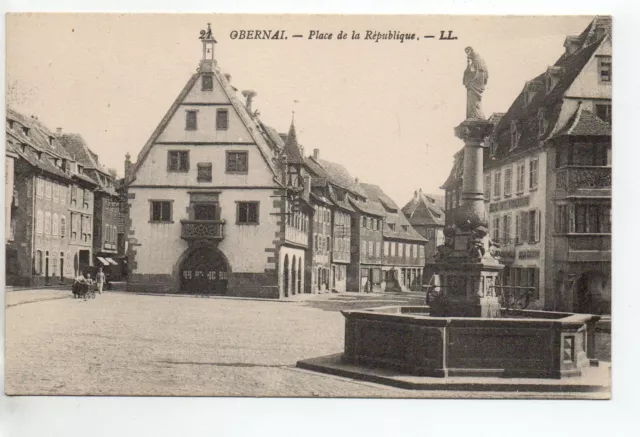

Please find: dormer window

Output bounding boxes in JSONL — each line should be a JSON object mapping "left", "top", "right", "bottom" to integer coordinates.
{"left": 545, "top": 66, "right": 563, "bottom": 93}
{"left": 37, "top": 151, "right": 42, "bottom": 160}
{"left": 49, "top": 136, "right": 54, "bottom": 145}
{"left": 78, "top": 165, "right": 84, "bottom": 173}
{"left": 21, "top": 144, "right": 26, "bottom": 153}
{"left": 7, "top": 119, "right": 14, "bottom": 129}
{"left": 524, "top": 81, "right": 541, "bottom": 106}
{"left": 23, "top": 127, "right": 30, "bottom": 136}
{"left": 510, "top": 120, "right": 521, "bottom": 150}
{"left": 563, "top": 35, "right": 580, "bottom": 56}
{"left": 538, "top": 108, "right": 548, "bottom": 137}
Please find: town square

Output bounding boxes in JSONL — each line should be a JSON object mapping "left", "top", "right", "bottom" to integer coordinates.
{"left": 5, "top": 13, "right": 613, "bottom": 401}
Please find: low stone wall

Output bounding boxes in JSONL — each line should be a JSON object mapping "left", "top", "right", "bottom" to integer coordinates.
{"left": 342, "top": 306, "right": 599, "bottom": 379}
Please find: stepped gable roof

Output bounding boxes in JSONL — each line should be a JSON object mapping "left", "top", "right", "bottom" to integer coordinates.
{"left": 127, "top": 64, "right": 279, "bottom": 184}
{"left": 282, "top": 120, "right": 304, "bottom": 165}
{"left": 402, "top": 191, "right": 446, "bottom": 227}
{"left": 359, "top": 183, "right": 426, "bottom": 242}
{"left": 441, "top": 147, "right": 464, "bottom": 189}
{"left": 487, "top": 18, "right": 610, "bottom": 168}
{"left": 6, "top": 107, "right": 73, "bottom": 160}
{"left": 553, "top": 103, "right": 611, "bottom": 137}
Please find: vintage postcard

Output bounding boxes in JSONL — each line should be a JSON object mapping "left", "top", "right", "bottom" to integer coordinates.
{"left": 4, "top": 14, "right": 611, "bottom": 399}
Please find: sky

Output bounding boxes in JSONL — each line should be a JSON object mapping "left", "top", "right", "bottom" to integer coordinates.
{"left": 6, "top": 14, "right": 594, "bottom": 205}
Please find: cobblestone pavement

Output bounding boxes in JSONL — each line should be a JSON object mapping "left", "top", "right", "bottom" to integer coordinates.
{"left": 4, "top": 290, "right": 609, "bottom": 398}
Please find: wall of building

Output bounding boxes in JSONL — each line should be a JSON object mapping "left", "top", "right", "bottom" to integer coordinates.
{"left": 485, "top": 150, "right": 548, "bottom": 309}
{"left": 132, "top": 144, "right": 275, "bottom": 188}
{"left": 278, "top": 246, "right": 305, "bottom": 298}
{"left": 127, "top": 186, "right": 280, "bottom": 294}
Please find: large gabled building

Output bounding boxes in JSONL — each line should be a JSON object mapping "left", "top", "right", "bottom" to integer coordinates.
{"left": 441, "top": 16, "right": 611, "bottom": 313}
{"left": 124, "top": 26, "right": 310, "bottom": 298}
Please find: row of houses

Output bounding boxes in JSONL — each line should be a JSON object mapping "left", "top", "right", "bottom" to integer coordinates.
{"left": 441, "top": 16, "right": 612, "bottom": 314}
{"left": 122, "top": 25, "right": 433, "bottom": 298}
{"left": 5, "top": 108, "right": 125, "bottom": 286}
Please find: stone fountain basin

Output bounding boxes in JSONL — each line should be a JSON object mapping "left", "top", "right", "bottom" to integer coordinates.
{"left": 342, "top": 306, "right": 600, "bottom": 379}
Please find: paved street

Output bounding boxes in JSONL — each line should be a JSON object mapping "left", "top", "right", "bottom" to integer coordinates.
{"left": 5, "top": 289, "right": 609, "bottom": 398}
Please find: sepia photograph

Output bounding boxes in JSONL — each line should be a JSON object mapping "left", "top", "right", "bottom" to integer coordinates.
{"left": 4, "top": 13, "right": 612, "bottom": 400}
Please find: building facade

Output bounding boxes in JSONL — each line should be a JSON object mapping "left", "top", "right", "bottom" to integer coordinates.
{"left": 6, "top": 108, "right": 96, "bottom": 286}
{"left": 361, "top": 183, "right": 427, "bottom": 292}
{"left": 125, "top": 27, "right": 309, "bottom": 299}
{"left": 441, "top": 16, "right": 611, "bottom": 313}
{"left": 59, "top": 133, "right": 122, "bottom": 277}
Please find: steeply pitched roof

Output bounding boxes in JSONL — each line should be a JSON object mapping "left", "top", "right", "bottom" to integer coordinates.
{"left": 282, "top": 120, "right": 304, "bottom": 165}
{"left": 6, "top": 107, "right": 73, "bottom": 160}
{"left": 487, "top": 17, "right": 610, "bottom": 169}
{"left": 402, "top": 191, "right": 446, "bottom": 227}
{"left": 359, "top": 183, "right": 399, "bottom": 211}
{"left": 128, "top": 63, "right": 279, "bottom": 184}
{"left": 554, "top": 103, "right": 611, "bottom": 137}
{"left": 359, "top": 182, "right": 426, "bottom": 242}
{"left": 58, "top": 133, "right": 107, "bottom": 172}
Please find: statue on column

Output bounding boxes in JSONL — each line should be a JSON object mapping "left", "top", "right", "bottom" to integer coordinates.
{"left": 463, "top": 47, "right": 489, "bottom": 120}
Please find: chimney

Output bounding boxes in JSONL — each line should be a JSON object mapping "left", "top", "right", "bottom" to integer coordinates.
{"left": 56, "top": 127, "right": 62, "bottom": 136}
{"left": 313, "top": 148, "right": 320, "bottom": 160}
{"left": 242, "top": 90, "right": 257, "bottom": 113}
{"left": 124, "top": 153, "right": 132, "bottom": 179}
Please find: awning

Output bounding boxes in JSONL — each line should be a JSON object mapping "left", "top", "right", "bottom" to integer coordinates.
{"left": 105, "top": 257, "right": 118, "bottom": 266}
{"left": 96, "top": 257, "right": 110, "bottom": 266}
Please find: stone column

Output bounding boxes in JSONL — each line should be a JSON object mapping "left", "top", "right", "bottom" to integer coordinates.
{"left": 428, "top": 119, "right": 504, "bottom": 318}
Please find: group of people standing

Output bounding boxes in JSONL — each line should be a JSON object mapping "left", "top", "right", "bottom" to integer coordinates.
{"left": 75, "top": 267, "right": 107, "bottom": 294}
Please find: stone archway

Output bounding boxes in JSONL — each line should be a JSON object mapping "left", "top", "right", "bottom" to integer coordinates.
{"left": 179, "top": 245, "right": 230, "bottom": 295}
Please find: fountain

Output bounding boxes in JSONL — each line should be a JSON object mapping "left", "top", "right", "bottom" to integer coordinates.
{"left": 297, "top": 48, "right": 604, "bottom": 391}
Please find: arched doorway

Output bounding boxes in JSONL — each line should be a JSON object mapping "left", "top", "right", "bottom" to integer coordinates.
{"left": 180, "top": 246, "right": 229, "bottom": 295}
{"left": 283, "top": 254, "right": 290, "bottom": 297}
{"left": 291, "top": 255, "right": 297, "bottom": 296}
